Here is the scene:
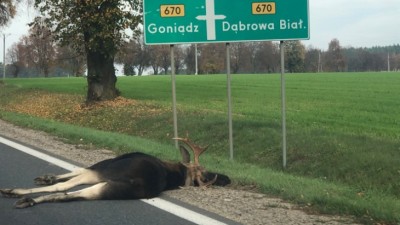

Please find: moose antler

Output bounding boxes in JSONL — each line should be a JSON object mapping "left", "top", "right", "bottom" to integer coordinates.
{"left": 173, "top": 137, "right": 209, "bottom": 165}
{"left": 173, "top": 137, "right": 217, "bottom": 187}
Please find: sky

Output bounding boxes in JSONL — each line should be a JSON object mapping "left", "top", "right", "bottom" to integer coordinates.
{"left": 1, "top": 0, "right": 400, "bottom": 64}
{"left": 302, "top": 0, "right": 400, "bottom": 49}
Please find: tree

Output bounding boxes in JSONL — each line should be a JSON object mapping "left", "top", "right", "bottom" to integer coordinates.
{"left": 392, "top": 54, "right": 400, "bottom": 71}
{"left": 33, "top": 0, "right": 142, "bottom": 102}
{"left": 147, "top": 46, "right": 161, "bottom": 75}
{"left": 230, "top": 43, "right": 246, "bottom": 74}
{"left": 254, "top": 42, "right": 280, "bottom": 73}
{"left": 10, "top": 35, "right": 41, "bottom": 76}
{"left": 304, "top": 46, "right": 321, "bottom": 72}
{"left": 173, "top": 45, "right": 184, "bottom": 75}
{"left": 148, "top": 45, "right": 170, "bottom": 75}
{"left": 198, "top": 43, "right": 225, "bottom": 74}
{"left": 159, "top": 45, "right": 171, "bottom": 75}
{"left": 0, "top": 0, "right": 17, "bottom": 26}
{"left": 9, "top": 29, "right": 86, "bottom": 77}
{"left": 122, "top": 63, "right": 135, "bottom": 76}
{"left": 117, "top": 36, "right": 149, "bottom": 76}
{"left": 56, "top": 45, "right": 86, "bottom": 77}
{"left": 325, "top": 39, "right": 346, "bottom": 72}
{"left": 246, "top": 42, "right": 259, "bottom": 73}
{"left": 115, "top": 42, "right": 135, "bottom": 76}
{"left": 7, "top": 42, "right": 24, "bottom": 77}
{"left": 27, "top": 18, "right": 57, "bottom": 77}
{"left": 343, "top": 47, "right": 362, "bottom": 72}
{"left": 284, "top": 41, "right": 305, "bottom": 73}
{"left": 184, "top": 44, "right": 196, "bottom": 74}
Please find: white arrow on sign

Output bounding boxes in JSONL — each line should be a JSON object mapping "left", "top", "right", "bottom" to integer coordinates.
{"left": 196, "top": 0, "right": 226, "bottom": 40}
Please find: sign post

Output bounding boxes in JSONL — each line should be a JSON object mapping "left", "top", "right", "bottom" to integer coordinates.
{"left": 226, "top": 43, "right": 233, "bottom": 160}
{"left": 2, "top": 34, "right": 5, "bottom": 80}
{"left": 170, "top": 45, "right": 179, "bottom": 149}
{"left": 280, "top": 41, "right": 287, "bottom": 168}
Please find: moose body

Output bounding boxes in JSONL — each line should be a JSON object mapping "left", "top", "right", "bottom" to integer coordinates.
{"left": 0, "top": 139, "right": 230, "bottom": 208}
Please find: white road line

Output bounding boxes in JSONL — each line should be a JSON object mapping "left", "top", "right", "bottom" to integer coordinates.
{"left": 142, "top": 198, "right": 227, "bottom": 225}
{"left": 0, "top": 137, "right": 79, "bottom": 171}
{"left": 0, "top": 136, "right": 228, "bottom": 225}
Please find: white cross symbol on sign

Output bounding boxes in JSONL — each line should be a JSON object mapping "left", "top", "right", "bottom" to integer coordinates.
{"left": 196, "top": 0, "right": 226, "bottom": 40}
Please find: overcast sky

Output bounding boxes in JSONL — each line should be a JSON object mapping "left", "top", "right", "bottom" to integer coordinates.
{"left": 303, "top": 0, "right": 400, "bottom": 49}
{"left": 1, "top": 0, "right": 400, "bottom": 62}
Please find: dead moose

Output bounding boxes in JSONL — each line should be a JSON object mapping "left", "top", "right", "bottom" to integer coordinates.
{"left": 0, "top": 138, "right": 230, "bottom": 208}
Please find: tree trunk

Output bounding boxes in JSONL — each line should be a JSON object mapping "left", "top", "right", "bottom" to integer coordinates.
{"left": 86, "top": 49, "right": 119, "bottom": 103}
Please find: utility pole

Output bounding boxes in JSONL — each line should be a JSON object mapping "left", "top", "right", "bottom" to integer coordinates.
{"left": 387, "top": 52, "right": 390, "bottom": 72}
{"left": 318, "top": 50, "right": 322, "bottom": 73}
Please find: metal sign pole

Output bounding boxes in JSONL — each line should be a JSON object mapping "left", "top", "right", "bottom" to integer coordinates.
{"left": 280, "top": 41, "right": 287, "bottom": 168}
{"left": 226, "top": 43, "right": 234, "bottom": 160}
{"left": 3, "top": 34, "right": 5, "bottom": 80}
{"left": 170, "top": 45, "right": 179, "bottom": 148}
{"left": 195, "top": 44, "right": 198, "bottom": 75}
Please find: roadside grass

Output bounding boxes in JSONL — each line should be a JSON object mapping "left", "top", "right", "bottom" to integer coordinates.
{"left": 1, "top": 72, "right": 400, "bottom": 224}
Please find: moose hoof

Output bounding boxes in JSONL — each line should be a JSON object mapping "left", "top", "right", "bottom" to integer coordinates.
{"left": 0, "top": 189, "right": 21, "bottom": 198}
{"left": 34, "top": 174, "right": 56, "bottom": 186}
{"left": 15, "top": 198, "right": 36, "bottom": 209}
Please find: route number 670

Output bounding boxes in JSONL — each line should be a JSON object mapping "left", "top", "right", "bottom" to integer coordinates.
{"left": 160, "top": 5, "right": 185, "bottom": 17}
{"left": 252, "top": 2, "right": 276, "bottom": 15}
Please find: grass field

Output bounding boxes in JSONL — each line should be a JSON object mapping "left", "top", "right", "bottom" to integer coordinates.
{"left": 1, "top": 72, "right": 399, "bottom": 224}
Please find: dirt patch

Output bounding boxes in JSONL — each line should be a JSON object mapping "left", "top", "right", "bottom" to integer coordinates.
{"left": 81, "top": 96, "right": 138, "bottom": 110}
{"left": 5, "top": 92, "right": 167, "bottom": 130}
{"left": 6, "top": 91, "right": 82, "bottom": 118}
{"left": 6, "top": 91, "right": 139, "bottom": 118}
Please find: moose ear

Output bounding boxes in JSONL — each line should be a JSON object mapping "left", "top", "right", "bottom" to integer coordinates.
{"left": 179, "top": 145, "right": 191, "bottom": 163}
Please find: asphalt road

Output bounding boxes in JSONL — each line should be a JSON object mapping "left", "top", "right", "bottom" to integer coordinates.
{"left": 0, "top": 137, "right": 240, "bottom": 225}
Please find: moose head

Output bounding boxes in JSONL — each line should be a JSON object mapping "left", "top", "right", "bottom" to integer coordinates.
{"left": 175, "top": 137, "right": 220, "bottom": 187}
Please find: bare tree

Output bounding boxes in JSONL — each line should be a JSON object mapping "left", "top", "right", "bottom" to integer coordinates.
{"left": 6, "top": 42, "right": 24, "bottom": 77}
{"left": 304, "top": 46, "right": 320, "bottom": 72}
{"left": 148, "top": 45, "right": 170, "bottom": 75}
{"left": 27, "top": 18, "right": 57, "bottom": 77}
{"left": 198, "top": 43, "right": 225, "bottom": 74}
{"left": 56, "top": 45, "right": 86, "bottom": 77}
{"left": 325, "top": 39, "right": 346, "bottom": 72}
{"left": 117, "top": 37, "right": 150, "bottom": 76}
{"left": 184, "top": 44, "right": 196, "bottom": 74}
{"left": 254, "top": 42, "right": 280, "bottom": 73}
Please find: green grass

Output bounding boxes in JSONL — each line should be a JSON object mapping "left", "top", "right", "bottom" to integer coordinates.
{"left": 1, "top": 72, "right": 400, "bottom": 224}
{"left": 135, "top": 73, "right": 397, "bottom": 203}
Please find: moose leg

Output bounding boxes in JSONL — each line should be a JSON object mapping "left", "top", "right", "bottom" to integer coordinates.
{"left": 14, "top": 182, "right": 107, "bottom": 208}
{"left": 34, "top": 169, "right": 86, "bottom": 186}
{"left": 1, "top": 169, "right": 101, "bottom": 198}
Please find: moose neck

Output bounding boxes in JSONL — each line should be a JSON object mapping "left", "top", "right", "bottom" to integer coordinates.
{"left": 161, "top": 161, "right": 187, "bottom": 190}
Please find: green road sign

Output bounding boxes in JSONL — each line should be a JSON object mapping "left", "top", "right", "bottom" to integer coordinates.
{"left": 143, "top": 0, "right": 309, "bottom": 44}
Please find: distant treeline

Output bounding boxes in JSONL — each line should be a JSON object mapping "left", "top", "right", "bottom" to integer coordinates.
{"left": 2, "top": 29, "right": 399, "bottom": 77}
